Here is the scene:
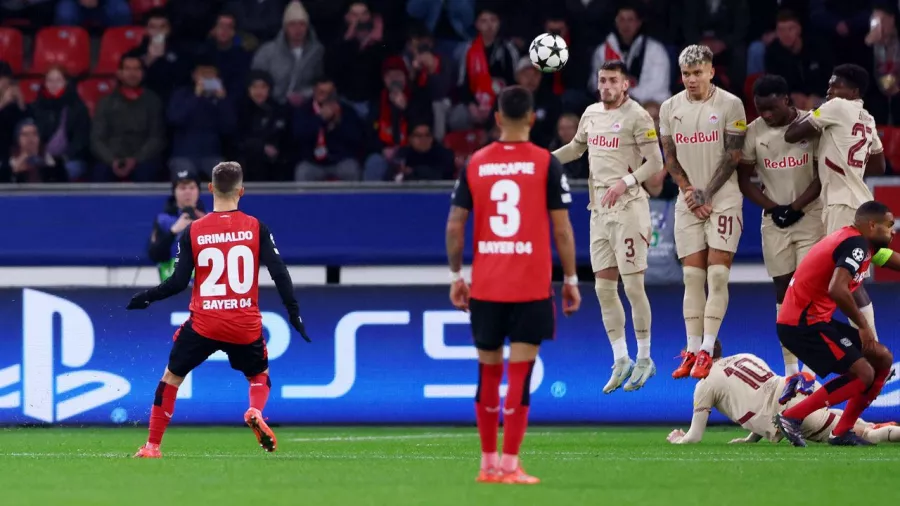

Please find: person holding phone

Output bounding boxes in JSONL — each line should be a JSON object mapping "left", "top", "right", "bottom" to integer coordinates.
{"left": 147, "top": 170, "right": 207, "bottom": 281}
{"left": 167, "top": 59, "right": 237, "bottom": 179}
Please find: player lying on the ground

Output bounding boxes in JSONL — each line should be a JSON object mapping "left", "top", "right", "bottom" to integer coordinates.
{"left": 737, "top": 74, "right": 823, "bottom": 378}
{"left": 775, "top": 201, "right": 895, "bottom": 446}
{"left": 126, "top": 161, "right": 310, "bottom": 458}
{"left": 552, "top": 60, "right": 664, "bottom": 394}
{"left": 665, "top": 342, "right": 899, "bottom": 445}
{"left": 659, "top": 45, "right": 747, "bottom": 380}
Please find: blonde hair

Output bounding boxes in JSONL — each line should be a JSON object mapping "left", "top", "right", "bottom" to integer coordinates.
{"left": 678, "top": 45, "right": 714, "bottom": 67}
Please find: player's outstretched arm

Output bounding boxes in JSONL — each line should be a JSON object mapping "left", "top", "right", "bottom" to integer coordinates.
{"left": 737, "top": 162, "right": 778, "bottom": 211}
{"left": 703, "top": 132, "right": 745, "bottom": 201}
{"left": 865, "top": 151, "right": 886, "bottom": 177}
{"left": 128, "top": 225, "right": 196, "bottom": 309}
{"left": 259, "top": 222, "right": 310, "bottom": 342}
{"left": 661, "top": 135, "right": 691, "bottom": 190}
{"left": 784, "top": 111, "right": 819, "bottom": 144}
{"left": 551, "top": 137, "right": 587, "bottom": 165}
{"left": 667, "top": 410, "right": 710, "bottom": 444}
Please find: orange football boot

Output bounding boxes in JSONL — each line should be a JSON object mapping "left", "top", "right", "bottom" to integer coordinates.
{"left": 672, "top": 351, "right": 696, "bottom": 379}
{"left": 500, "top": 466, "right": 540, "bottom": 485}
{"left": 476, "top": 468, "right": 502, "bottom": 483}
{"left": 690, "top": 350, "right": 713, "bottom": 379}
{"left": 133, "top": 443, "right": 161, "bottom": 458}
{"left": 244, "top": 408, "right": 277, "bottom": 452}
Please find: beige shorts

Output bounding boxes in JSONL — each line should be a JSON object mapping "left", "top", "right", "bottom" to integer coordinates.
{"left": 761, "top": 209, "right": 825, "bottom": 278}
{"left": 589, "top": 198, "right": 652, "bottom": 274}
{"left": 823, "top": 204, "right": 858, "bottom": 234}
{"left": 674, "top": 205, "right": 743, "bottom": 259}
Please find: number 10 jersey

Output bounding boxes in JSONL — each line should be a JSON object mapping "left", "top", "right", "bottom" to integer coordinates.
{"left": 451, "top": 141, "right": 572, "bottom": 303}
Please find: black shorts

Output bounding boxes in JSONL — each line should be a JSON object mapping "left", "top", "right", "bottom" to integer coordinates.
{"left": 168, "top": 320, "right": 268, "bottom": 377}
{"left": 469, "top": 297, "right": 555, "bottom": 351}
{"left": 777, "top": 319, "right": 863, "bottom": 377}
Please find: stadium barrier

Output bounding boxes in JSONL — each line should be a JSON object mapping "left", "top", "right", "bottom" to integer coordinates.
{"left": 1, "top": 284, "right": 898, "bottom": 426}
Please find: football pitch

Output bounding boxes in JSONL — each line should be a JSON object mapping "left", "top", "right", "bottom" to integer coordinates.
{"left": 0, "top": 426, "right": 896, "bottom": 505}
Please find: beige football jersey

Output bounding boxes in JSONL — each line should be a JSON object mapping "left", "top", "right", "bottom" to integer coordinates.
{"left": 693, "top": 353, "right": 784, "bottom": 442}
{"left": 575, "top": 98, "right": 659, "bottom": 211}
{"left": 659, "top": 87, "right": 747, "bottom": 210}
{"left": 741, "top": 115, "right": 822, "bottom": 211}
{"left": 808, "top": 98, "right": 882, "bottom": 209}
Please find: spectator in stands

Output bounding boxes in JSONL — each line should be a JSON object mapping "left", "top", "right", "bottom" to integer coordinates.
{"left": 765, "top": 10, "right": 831, "bottom": 111}
{"left": 389, "top": 122, "right": 455, "bottom": 181}
{"left": 0, "top": 62, "right": 28, "bottom": 162}
{"left": 91, "top": 54, "right": 165, "bottom": 182}
{"left": 513, "top": 57, "right": 560, "bottom": 148}
{"left": 549, "top": 113, "right": 589, "bottom": 179}
{"left": 147, "top": 169, "right": 206, "bottom": 281}
{"left": 252, "top": 1, "right": 325, "bottom": 106}
{"left": 134, "top": 8, "right": 190, "bottom": 104}
{"left": 234, "top": 70, "right": 292, "bottom": 181}
{"left": 642, "top": 99, "right": 661, "bottom": 133}
{"left": 589, "top": 4, "right": 671, "bottom": 105}
{"left": 225, "top": 0, "right": 287, "bottom": 48}
{"left": 0, "top": 119, "right": 68, "bottom": 183}
{"left": 865, "top": 6, "right": 900, "bottom": 124}
{"left": 561, "top": 0, "right": 619, "bottom": 89}
{"left": 542, "top": 12, "right": 579, "bottom": 101}
{"left": 682, "top": 0, "right": 750, "bottom": 92}
{"left": 400, "top": 22, "right": 453, "bottom": 138}
{"left": 55, "top": 0, "right": 132, "bottom": 28}
{"left": 167, "top": 0, "right": 222, "bottom": 47}
{"left": 207, "top": 12, "right": 253, "bottom": 102}
{"left": 30, "top": 65, "right": 91, "bottom": 181}
{"left": 810, "top": 0, "right": 873, "bottom": 70}
{"left": 406, "top": 0, "right": 475, "bottom": 60}
{"left": 327, "top": 1, "right": 387, "bottom": 119}
{"left": 363, "top": 56, "right": 434, "bottom": 181}
{"left": 745, "top": 0, "right": 808, "bottom": 74}
{"left": 167, "top": 58, "right": 238, "bottom": 179}
{"left": 448, "top": 7, "right": 519, "bottom": 131}
{"left": 293, "top": 76, "right": 365, "bottom": 181}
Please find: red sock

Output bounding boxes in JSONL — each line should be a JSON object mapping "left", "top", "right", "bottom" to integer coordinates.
{"left": 833, "top": 368, "right": 890, "bottom": 435}
{"left": 783, "top": 374, "right": 865, "bottom": 421}
{"left": 475, "top": 363, "right": 503, "bottom": 454}
{"left": 501, "top": 361, "right": 535, "bottom": 460}
{"left": 248, "top": 373, "right": 271, "bottom": 411}
{"left": 148, "top": 382, "right": 178, "bottom": 445}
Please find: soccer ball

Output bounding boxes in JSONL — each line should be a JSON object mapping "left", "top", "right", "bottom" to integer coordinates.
{"left": 529, "top": 33, "right": 569, "bottom": 73}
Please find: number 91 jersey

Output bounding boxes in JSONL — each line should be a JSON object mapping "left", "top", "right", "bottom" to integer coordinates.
{"left": 189, "top": 211, "right": 262, "bottom": 344}
{"left": 451, "top": 141, "right": 571, "bottom": 303}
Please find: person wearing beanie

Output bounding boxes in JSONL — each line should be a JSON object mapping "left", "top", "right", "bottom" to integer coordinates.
{"left": 147, "top": 169, "right": 207, "bottom": 281}
{"left": 251, "top": 1, "right": 325, "bottom": 105}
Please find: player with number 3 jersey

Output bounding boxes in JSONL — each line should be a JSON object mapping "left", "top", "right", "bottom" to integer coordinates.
{"left": 127, "top": 161, "right": 310, "bottom": 458}
{"left": 446, "top": 86, "right": 580, "bottom": 485}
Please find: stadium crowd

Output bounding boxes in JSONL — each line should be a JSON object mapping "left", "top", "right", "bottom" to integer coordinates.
{"left": 1, "top": 0, "right": 900, "bottom": 184}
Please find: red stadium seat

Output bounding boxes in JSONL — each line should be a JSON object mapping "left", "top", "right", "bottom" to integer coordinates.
{"left": 130, "top": 0, "right": 167, "bottom": 22}
{"left": 878, "top": 126, "right": 900, "bottom": 173}
{"left": 95, "top": 27, "right": 146, "bottom": 75}
{"left": 0, "top": 27, "right": 24, "bottom": 74}
{"left": 17, "top": 77, "right": 43, "bottom": 104}
{"left": 77, "top": 77, "right": 117, "bottom": 116}
{"left": 444, "top": 129, "right": 488, "bottom": 177}
{"left": 32, "top": 26, "right": 91, "bottom": 77}
{"left": 744, "top": 73, "right": 762, "bottom": 121}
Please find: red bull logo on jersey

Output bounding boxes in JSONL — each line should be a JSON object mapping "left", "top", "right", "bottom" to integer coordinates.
{"left": 588, "top": 135, "right": 619, "bottom": 149}
{"left": 674, "top": 130, "right": 719, "bottom": 144}
{"left": 763, "top": 153, "right": 810, "bottom": 169}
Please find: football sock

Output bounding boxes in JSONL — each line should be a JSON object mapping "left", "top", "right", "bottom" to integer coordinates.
{"left": 682, "top": 266, "right": 706, "bottom": 353}
{"left": 148, "top": 381, "right": 178, "bottom": 445}
{"left": 702, "top": 265, "right": 731, "bottom": 351}
{"left": 622, "top": 273, "right": 651, "bottom": 359}
{"left": 864, "top": 426, "right": 900, "bottom": 443}
{"left": 783, "top": 374, "right": 865, "bottom": 421}
{"left": 248, "top": 373, "right": 271, "bottom": 411}
{"left": 501, "top": 360, "right": 534, "bottom": 472}
{"left": 834, "top": 368, "right": 890, "bottom": 436}
{"left": 475, "top": 362, "right": 503, "bottom": 466}
{"left": 777, "top": 303, "right": 800, "bottom": 375}
{"left": 595, "top": 278, "right": 626, "bottom": 359}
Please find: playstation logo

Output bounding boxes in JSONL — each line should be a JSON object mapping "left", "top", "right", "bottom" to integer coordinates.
{"left": 0, "top": 289, "right": 131, "bottom": 423}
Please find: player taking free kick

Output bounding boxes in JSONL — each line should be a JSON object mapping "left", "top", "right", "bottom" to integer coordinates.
{"left": 552, "top": 60, "right": 664, "bottom": 393}
{"left": 127, "top": 161, "right": 311, "bottom": 458}
{"left": 774, "top": 201, "right": 895, "bottom": 447}
{"left": 659, "top": 45, "right": 747, "bottom": 380}
{"left": 446, "top": 85, "right": 581, "bottom": 485}
{"left": 737, "top": 75, "right": 823, "bottom": 380}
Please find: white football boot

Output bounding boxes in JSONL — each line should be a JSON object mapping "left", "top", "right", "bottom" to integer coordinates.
{"left": 603, "top": 357, "right": 635, "bottom": 394}
{"left": 624, "top": 357, "right": 656, "bottom": 392}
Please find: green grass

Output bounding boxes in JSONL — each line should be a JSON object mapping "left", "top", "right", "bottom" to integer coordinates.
{"left": 0, "top": 426, "right": 896, "bottom": 505}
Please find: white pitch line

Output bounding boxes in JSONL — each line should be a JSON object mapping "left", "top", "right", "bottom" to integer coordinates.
{"left": 287, "top": 431, "right": 581, "bottom": 442}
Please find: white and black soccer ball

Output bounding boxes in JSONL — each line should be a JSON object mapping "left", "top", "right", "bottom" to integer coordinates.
{"left": 529, "top": 33, "right": 569, "bottom": 73}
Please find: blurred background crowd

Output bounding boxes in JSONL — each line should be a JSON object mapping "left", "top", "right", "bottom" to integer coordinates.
{"left": 2, "top": 0, "right": 900, "bottom": 185}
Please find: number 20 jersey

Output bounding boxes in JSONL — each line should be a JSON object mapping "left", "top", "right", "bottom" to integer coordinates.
{"left": 189, "top": 211, "right": 262, "bottom": 344}
{"left": 807, "top": 98, "right": 883, "bottom": 209}
{"left": 451, "top": 141, "right": 571, "bottom": 303}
